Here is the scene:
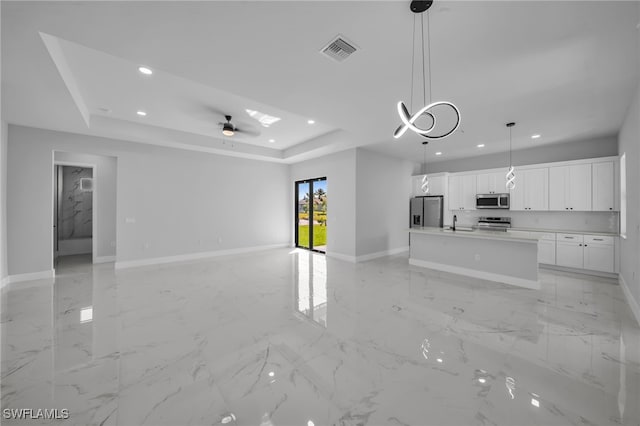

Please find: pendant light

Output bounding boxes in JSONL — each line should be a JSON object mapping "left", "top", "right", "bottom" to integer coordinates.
{"left": 421, "top": 141, "right": 429, "bottom": 194}
{"left": 394, "top": 0, "right": 461, "bottom": 141}
{"left": 505, "top": 122, "right": 516, "bottom": 190}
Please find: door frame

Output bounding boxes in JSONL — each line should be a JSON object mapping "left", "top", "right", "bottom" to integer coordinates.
{"left": 52, "top": 159, "right": 98, "bottom": 267}
{"left": 294, "top": 177, "right": 326, "bottom": 254}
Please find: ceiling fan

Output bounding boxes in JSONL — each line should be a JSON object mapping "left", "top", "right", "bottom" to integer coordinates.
{"left": 219, "top": 115, "right": 250, "bottom": 137}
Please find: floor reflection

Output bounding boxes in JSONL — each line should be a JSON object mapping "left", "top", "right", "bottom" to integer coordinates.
{"left": 294, "top": 250, "right": 327, "bottom": 328}
{"left": 54, "top": 255, "right": 95, "bottom": 371}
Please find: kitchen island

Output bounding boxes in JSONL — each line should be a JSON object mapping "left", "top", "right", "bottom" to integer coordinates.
{"left": 409, "top": 227, "right": 540, "bottom": 289}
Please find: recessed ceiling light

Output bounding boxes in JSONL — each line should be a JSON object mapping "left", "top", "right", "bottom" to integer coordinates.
{"left": 268, "top": 139, "right": 275, "bottom": 143}
{"left": 478, "top": 378, "right": 486, "bottom": 384}
{"left": 138, "top": 66, "right": 153, "bottom": 75}
{"left": 268, "top": 371, "right": 275, "bottom": 377}
{"left": 531, "top": 134, "right": 541, "bottom": 139}
{"left": 136, "top": 111, "right": 147, "bottom": 116}
{"left": 307, "top": 119, "right": 315, "bottom": 125}
{"left": 435, "top": 152, "right": 442, "bottom": 156}
{"left": 477, "top": 144, "right": 485, "bottom": 148}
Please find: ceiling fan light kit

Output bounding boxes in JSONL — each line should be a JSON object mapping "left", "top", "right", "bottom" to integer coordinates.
{"left": 393, "top": 0, "right": 461, "bottom": 141}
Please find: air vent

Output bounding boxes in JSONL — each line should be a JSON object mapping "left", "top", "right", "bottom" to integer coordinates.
{"left": 320, "top": 35, "right": 357, "bottom": 62}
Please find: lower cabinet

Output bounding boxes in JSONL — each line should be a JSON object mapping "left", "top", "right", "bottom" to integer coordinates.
{"left": 583, "top": 235, "right": 615, "bottom": 273}
{"left": 538, "top": 239, "right": 556, "bottom": 265}
{"left": 556, "top": 242, "right": 584, "bottom": 268}
{"left": 555, "top": 233, "right": 615, "bottom": 273}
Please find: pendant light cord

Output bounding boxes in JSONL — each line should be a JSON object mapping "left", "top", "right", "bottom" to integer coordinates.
{"left": 410, "top": 14, "right": 416, "bottom": 111}
{"left": 421, "top": 14, "right": 426, "bottom": 106}
{"left": 423, "top": 143, "right": 427, "bottom": 174}
{"left": 509, "top": 126, "right": 513, "bottom": 166}
{"left": 427, "top": 11, "right": 432, "bottom": 105}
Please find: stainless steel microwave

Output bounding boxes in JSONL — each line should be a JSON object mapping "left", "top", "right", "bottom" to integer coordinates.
{"left": 476, "top": 193, "right": 510, "bottom": 209}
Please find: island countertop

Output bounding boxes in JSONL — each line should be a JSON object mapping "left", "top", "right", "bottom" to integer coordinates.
{"left": 409, "top": 227, "right": 540, "bottom": 289}
{"left": 409, "top": 226, "right": 539, "bottom": 243}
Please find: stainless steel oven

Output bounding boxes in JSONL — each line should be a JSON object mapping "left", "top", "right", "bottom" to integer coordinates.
{"left": 476, "top": 193, "right": 510, "bottom": 209}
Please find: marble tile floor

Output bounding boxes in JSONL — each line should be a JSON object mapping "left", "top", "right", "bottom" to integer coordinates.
{"left": 1, "top": 248, "right": 639, "bottom": 425}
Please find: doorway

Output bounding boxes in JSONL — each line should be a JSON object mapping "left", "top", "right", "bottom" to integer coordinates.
{"left": 295, "top": 177, "right": 327, "bottom": 253}
{"left": 54, "top": 163, "right": 96, "bottom": 271}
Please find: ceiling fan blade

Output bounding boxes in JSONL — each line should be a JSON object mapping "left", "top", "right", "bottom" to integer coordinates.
{"left": 235, "top": 127, "right": 261, "bottom": 137}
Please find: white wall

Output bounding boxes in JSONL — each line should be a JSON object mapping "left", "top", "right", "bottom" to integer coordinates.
{"left": 355, "top": 148, "right": 413, "bottom": 257}
{"left": 54, "top": 151, "right": 117, "bottom": 260}
{"left": 618, "top": 74, "right": 640, "bottom": 323}
{"left": 428, "top": 135, "right": 618, "bottom": 174}
{"left": 1, "top": 121, "right": 7, "bottom": 282}
{"left": 7, "top": 125, "right": 290, "bottom": 275}
{"left": 290, "top": 149, "right": 356, "bottom": 260}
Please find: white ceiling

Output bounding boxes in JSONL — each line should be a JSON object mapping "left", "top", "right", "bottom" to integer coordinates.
{"left": 2, "top": 1, "right": 639, "bottom": 164}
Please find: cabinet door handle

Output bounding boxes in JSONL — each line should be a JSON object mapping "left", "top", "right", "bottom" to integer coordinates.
{"left": 594, "top": 238, "right": 603, "bottom": 241}
{"left": 609, "top": 208, "right": 613, "bottom": 210}
{"left": 570, "top": 207, "right": 573, "bottom": 210}
{"left": 565, "top": 236, "right": 574, "bottom": 239}
{"left": 579, "top": 244, "right": 583, "bottom": 246}
{"left": 584, "top": 244, "right": 588, "bottom": 247}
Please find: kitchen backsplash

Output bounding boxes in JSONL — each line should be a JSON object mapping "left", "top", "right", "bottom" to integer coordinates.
{"left": 449, "top": 210, "right": 619, "bottom": 234}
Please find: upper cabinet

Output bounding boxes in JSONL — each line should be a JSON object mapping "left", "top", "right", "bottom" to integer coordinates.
{"left": 592, "top": 161, "right": 615, "bottom": 211}
{"left": 509, "top": 168, "right": 548, "bottom": 211}
{"left": 549, "top": 164, "right": 592, "bottom": 211}
{"left": 412, "top": 174, "right": 447, "bottom": 197}
{"left": 434, "top": 156, "right": 617, "bottom": 213}
{"left": 449, "top": 174, "right": 477, "bottom": 210}
{"left": 476, "top": 171, "right": 506, "bottom": 194}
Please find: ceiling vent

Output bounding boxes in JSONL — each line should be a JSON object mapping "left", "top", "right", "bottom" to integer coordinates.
{"left": 320, "top": 35, "right": 358, "bottom": 62}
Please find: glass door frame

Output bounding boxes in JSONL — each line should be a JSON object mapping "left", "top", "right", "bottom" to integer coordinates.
{"left": 294, "top": 177, "right": 327, "bottom": 253}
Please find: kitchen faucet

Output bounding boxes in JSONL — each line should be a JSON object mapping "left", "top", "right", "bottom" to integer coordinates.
{"left": 452, "top": 215, "right": 457, "bottom": 231}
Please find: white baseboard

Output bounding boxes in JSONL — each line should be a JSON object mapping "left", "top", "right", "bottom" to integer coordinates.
{"left": 540, "top": 264, "right": 618, "bottom": 279}
{"left": 356, "top": 246, "right": 409, "bottom": 263}
{"left": 114, "top": 243, "right": 288, "bottom": 270}
{"left": 619, "top": 274, "right": 640, "bottom": 327}
{"left": 7, "top": 269, "right": 55, "bottom": 284}
{"left": 0, "top": 276, "right": 9, "bottom": 289}
{"left": 325, "top": 252, "right": 357, "bottom": 263}
{"left": 94, "top": 256, "right": 116, "bottom": 264}
{"left": 409, "top": 258, "right": 540, "bottom": 290}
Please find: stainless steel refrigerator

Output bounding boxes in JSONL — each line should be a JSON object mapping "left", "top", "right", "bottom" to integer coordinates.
{"left": 410, "top": 195, "right": 444, "bottom": 228}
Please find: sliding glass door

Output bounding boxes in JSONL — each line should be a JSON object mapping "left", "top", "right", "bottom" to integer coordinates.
{"left": 295, "top": 177, "right": 327, "bottom": 253}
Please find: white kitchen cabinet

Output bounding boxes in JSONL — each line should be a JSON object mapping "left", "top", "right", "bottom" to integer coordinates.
{"left": 538, "top": 240, "right": 556, "bottom": 264}
{"left": 448, "top": 174, "right": 476, "bottom": 210}
{"left": 508, "top": 168, "right": 548, "bottom": 211}
{"left": 592, "top": 161, "right": 615, "bottom": 212}
{"left": 556, "top": 233, "right": 584, "bottom": 268}
{"left": 556, "top": 241, "right": 584, "bottom": 268}
{"left": 476, "top": 171, "right": 505, "bottom": 194}
{"left": 529, "top": 231, "right": 556, "bottom": 264}
{"left": 549, "top": 164, "right": 592, "bottom": 211}
{"left": 583, "top": 235, "right": 614, "bottom": 273}
{"left": 524, "top": 168, "right": 549, "bottom": 211}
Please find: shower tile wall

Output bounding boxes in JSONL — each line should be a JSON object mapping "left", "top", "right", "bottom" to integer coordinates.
{"left": 60, "top": 166, "right": 93, "bottom": 239}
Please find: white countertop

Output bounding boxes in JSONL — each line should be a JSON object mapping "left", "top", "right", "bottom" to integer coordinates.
{"left": 509, "top": 227, "right": 619, "bottom": 237}
{"left": 409, "top": 227, "right": 539, "bottom": 243}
